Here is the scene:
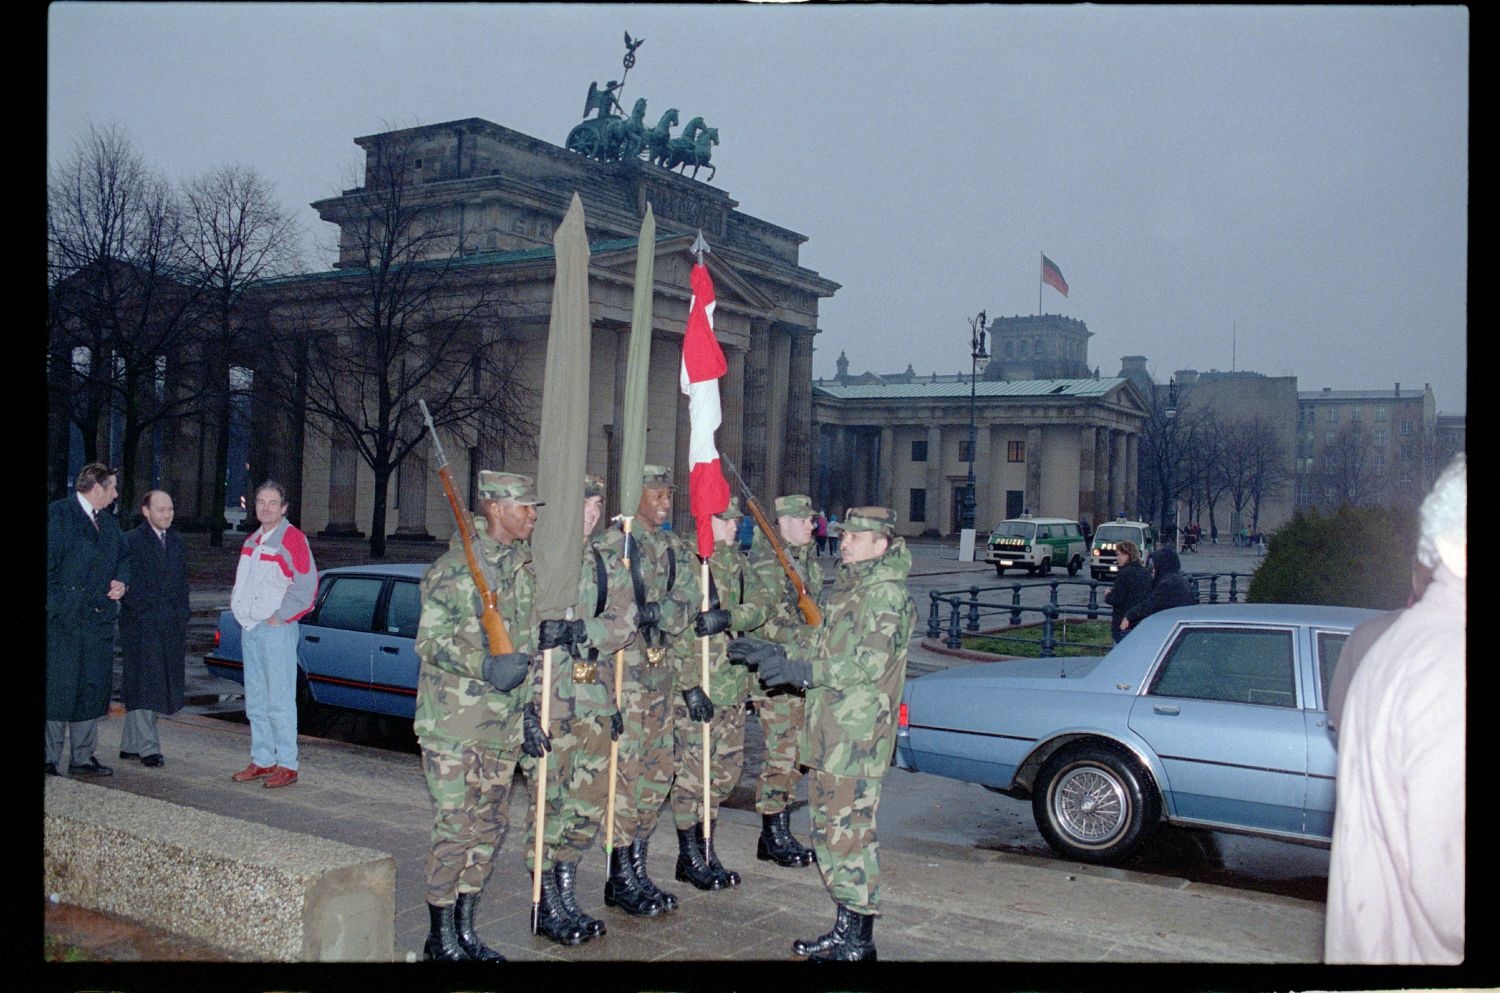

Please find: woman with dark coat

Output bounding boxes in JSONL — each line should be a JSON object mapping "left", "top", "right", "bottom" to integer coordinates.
{"left": 1103, "top": 540, "right": 1150, "bottom": 643}
{"left": 1120, "top": 546, "right": 1196, "bottom": 635}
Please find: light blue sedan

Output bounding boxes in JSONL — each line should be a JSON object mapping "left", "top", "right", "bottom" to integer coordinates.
{"left": 205, "top": 564, "right": 427, "bottom": 723}
{"left": 894, "top": 603, "right": 1377, "bottom": 864}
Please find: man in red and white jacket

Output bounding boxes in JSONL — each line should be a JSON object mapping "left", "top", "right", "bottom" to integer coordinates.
{"left": 229, "top": 481, "right": 318, "bottom": 789}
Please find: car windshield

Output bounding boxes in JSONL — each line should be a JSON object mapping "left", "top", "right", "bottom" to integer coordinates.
{"left": 991, "top": 522, "right": 1035, "bottom": 539}
{"left": 1094, "top": 525, "right": 1139, "bottom": 543}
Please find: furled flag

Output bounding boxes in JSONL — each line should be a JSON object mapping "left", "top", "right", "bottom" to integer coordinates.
{"left": 679, "top": 261, "right": 731, "bottom": 559}
{"left": 1041, "top": 254, "right": 1069, "bottom": 297}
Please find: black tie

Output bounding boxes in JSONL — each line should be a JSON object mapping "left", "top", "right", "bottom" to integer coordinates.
{"left": 159, "top": 531, "right": 167, "bottom": 549}
{"left": 91, "top": 508, "right": 100, "bottom": 530}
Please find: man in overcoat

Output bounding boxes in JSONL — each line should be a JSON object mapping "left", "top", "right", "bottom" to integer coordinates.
{"left": 46, "top": 462, "right": 131, "bottom": 777}
{"left": 118, "top": 489, "right": 191, "bottom": 767}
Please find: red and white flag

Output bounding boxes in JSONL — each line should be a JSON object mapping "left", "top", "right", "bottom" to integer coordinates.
{"left": 680, "top": 262, "right": 731, "bottom": 559}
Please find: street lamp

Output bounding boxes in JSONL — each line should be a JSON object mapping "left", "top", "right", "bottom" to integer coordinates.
{"left": 961, "top": 310, "right": 988, "bottom": 532}
{"left": 1164, "top": 376, "right": 1178, "bottom": 550}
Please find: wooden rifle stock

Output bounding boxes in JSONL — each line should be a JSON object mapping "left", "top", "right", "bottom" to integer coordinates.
{"left": 722, "top": 455, "right": 821, "bottom": 626}
{"left": 421, "top": 401, "right": 514, "bottom": 654}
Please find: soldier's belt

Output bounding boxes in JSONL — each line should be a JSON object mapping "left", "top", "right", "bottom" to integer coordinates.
{"left": 572, "top": 660, "right": 599, "bottom": 684}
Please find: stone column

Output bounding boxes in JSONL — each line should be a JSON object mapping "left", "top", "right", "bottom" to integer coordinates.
{"left": 1126, "top": 431, "right": 1140, "bottom": 518}
{"left": 1077, "top": 426, "right": 1096, "bottom": 525}
{"left": 321, "top": 437, "right": 364, "bottom": 537}
{"left": 742, "top": 319, "right": 772, "bottom": 501}
{"left": 879, "top": 425, "right": 895, "bottom": 510}
{"left": 780, "top": 329, "right": 814, "bottom": 499}
{"left": 1025, "top": 427, "right": 1044, "bottom": 515}
{"left": 925, "top": 424, "right": 943, "bottom": 531}
{"left": 674, "top": 383, "right": 691, "bottom": 532}
{"left": 1094, "top": 429, "right": 1111, "bottom": 524}
{"left": 392, "top": 441, "right": 432, "bottom": 540}
{"left": 721, "top": 344, "right": 745, "bottom": 468}
{"left": 1110, "top": 429, "right": 1128, "bottom": 518}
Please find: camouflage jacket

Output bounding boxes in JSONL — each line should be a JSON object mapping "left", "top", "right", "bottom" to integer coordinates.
{"left": 528, "top": 536, "right": 637, "bottom": 717}
{"left": 689, "top": 538, "right": 773, "bottom": 705}
{"left": 413, "top": 516, "right": 536, "bottom": 744}
{"left": 596, "top": 520, "right": 702, "bottom": 686}
{"left": 794, "top": 537, "right": 916, "bottom": 778}
{"left": 745, "top": 531, "right": 825, "bottom": 646}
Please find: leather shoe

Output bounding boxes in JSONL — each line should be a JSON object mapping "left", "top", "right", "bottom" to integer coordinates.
{"left": 141, "top": 754, "right": 165, "bottom": 768}
{"left": 119, "top": 750, "right": 140, "bottom": 760}
{"left": 264, "top": 766, "right": 298, "bottom": 789}
{"left": 45, "top": 762, "right": 58, "bottom": 776}
{"left": 68, "top": 758, "right": 113, "bottom": 777}
{"left": 232, "top": 762, "right": 276, "bottom": 782}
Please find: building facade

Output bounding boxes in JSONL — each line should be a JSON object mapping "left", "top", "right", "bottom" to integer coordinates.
{"left": 1295, "top": 384, "right": 1437, "bottom": 510}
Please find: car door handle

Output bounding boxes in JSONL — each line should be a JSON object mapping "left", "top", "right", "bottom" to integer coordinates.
{"left": 304, "top": 635, "right": 320, "bottom": 644}
{"left": 379, "top": 646, "right": 400, "bottom": 654}
{"left": 1152, "top": 704, "right": 1180, "bottom": 716}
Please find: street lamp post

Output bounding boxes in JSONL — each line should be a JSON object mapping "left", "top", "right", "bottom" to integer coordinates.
{"left": 1164, "top": 376, "right": 1178, "bottom": 550}
{"left": 961, "top": 310, "right": 988, "bottom": 532}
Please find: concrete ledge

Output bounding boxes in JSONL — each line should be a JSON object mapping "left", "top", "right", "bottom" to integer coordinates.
{"left": 44, "top": 777, "right": 396, "bottom": 961}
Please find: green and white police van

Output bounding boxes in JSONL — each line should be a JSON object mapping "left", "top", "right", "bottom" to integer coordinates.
{"left": 984, "top": 516, "right": 1088, "bottom": 577}
{"left": 1089, "top": 518, "right": 1158, "bottom": 581}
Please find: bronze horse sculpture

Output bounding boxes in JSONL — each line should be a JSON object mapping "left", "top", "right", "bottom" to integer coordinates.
{"left": 666, "top": 122, "right": 718, "bottom": 181}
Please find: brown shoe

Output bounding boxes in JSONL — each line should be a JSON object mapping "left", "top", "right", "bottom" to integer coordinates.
{"left": 232, "top": 762, "right": 276, "bottom": 782}
{"left": 264, "top": 767, "right": 299, "bottom": 789}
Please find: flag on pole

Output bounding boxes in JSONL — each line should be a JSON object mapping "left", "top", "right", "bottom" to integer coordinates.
{"left": 1041, "top": 254, "right": 1069, "bottom": 297}
{"left": 679, "top": 261, "right": 730, "bottom": 559}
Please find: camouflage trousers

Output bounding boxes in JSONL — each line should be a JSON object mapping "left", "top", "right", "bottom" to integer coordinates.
{"left": 419, "top": 736, "right": 523, "bottom": 906}
{"left": 808, "top": 769, "right": 884, "bottom": 916}
{"left": 668, "top": 696, "right": 746, "bottom": 830}
{"left": 519, "top": 708, "right": 612, "bottom": 870}
{"left": 609, "top": 670, "right": 675, "bottom": 847}
{"left": 753, "top": 689, "right": 806, "bottom": 814}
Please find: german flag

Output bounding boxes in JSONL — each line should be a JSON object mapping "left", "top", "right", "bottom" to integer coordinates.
{"left": 1041, "top": 254, "right": 1069, "bottom": 297}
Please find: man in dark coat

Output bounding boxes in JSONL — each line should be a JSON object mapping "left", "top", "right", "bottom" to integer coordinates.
{"left": 46, "top": 462, "right": 131, "bottom": 777}
{"left": 1120, "top": 546, "right": 1196, "bottom": 635}
{"left": 1103, "top": 539, "right": 1150, "bottom": 643}
{"left": 118, "top": 489, "right": 191, "bottom": 767}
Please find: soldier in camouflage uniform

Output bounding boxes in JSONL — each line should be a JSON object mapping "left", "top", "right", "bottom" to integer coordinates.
{"left": 733, "top": 507, "right": 916, "bottom": 962}
{"left": 519, "top": 475, "right": 637, "bottom": 945}
{"left": 667, "top": 497, "right": 773, "bottom": 890}
{"left": 740, "top": 493, "right": 823, "bottom": 868}
{"left": 413, "top": 471, "right": 546, "bottom": 962}
{"left": 593, "top": 465, "right": 702, "bottom": 916}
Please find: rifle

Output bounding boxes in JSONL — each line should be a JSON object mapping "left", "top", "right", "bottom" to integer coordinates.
{"left": 419, "top": 400, "right": 514, "bottom": 654}
{"left": 720, "top": 454, "right": 821, "bottom": 626}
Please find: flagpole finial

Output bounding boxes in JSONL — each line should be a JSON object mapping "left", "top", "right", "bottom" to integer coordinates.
{"left": 691, "top": 230, "right": 710, "bottom": 264}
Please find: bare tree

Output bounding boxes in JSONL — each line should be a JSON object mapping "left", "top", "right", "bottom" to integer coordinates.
{"left": 1136, "top": 385, "right": 1207, "bottom": 541}
{"left": 1319, "top": 421, "right": 1385, "bottom": 509}
{"left": 283, "top": 132, "right": 536, "bottom": 556}
{"left": 47, "top": 124, "right": 209, "bottom": 510}
{"left": 181, "top": 165, "right": 302, "bottom": 545}
{"left": 1229, "top": 417, "right": 1292, "bottom": 532}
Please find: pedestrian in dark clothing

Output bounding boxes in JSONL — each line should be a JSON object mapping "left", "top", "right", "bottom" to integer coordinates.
{"left": 1120, "top": 547, "right": 1196, "bottom": 634}
{"left": 118, "top": 489, "right": 192, "bottom": 767}
{"left": 1103, "top": 540, "right": 1150, "bottom": 643}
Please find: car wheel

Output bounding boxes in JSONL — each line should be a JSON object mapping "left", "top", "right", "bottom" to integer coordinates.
{"left": 1032, "top": 742, "right": 1161, "bottom": 865}
{"left": 1067, "top": 556, "right": 1081, "bottom": 577}
{"left": 1039, "top": 557, "right": 1052, "bottom": 576}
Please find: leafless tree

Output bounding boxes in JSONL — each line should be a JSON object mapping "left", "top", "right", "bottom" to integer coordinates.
{"left": 1223, "top": 417, "right": 1292, "bottom": 531}
{"left": 181, "top": 165, "right": 303, "bottom": 545}
{"left": 282, "top": 132, "right": 536, "bottom": 556}
{"left": 1319, "top": 421, "right": 1385, "bottom": 509}
{"left": 1136, "top": 384, "right": 1208, "bottom": 541}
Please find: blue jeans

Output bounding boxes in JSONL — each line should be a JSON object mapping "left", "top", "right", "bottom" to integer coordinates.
{"left": 242, "top": 621, "right": 300, "bottom": 770}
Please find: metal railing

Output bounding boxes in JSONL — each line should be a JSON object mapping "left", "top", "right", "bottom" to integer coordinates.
{"left": 925, "top": 572, "right": 1255, "bottom": 657}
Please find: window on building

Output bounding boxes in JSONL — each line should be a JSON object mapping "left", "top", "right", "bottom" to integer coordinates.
{"left": 1325, "top": 430, "right": 1336, "bottom": 445}
{"left": 1375, "top": 451, "right": 1386, "bottom": 470}
{"left": 958, "top": 440, "right": 973, "bottom": 463}
{"left": 1005, "top": 440, "right": 1023, "bottom": 462}
{"left": 1401, "top": 420, "right": 1414, "bottom": 436}
{"left": 1376, "top": 405, "right": 1388, "bottom": 422}
{"left": 1373, "top": 429, "right": 1387, "bottom": 446}
{"left": 1351, "top": 408, "right": 1361, "bottom": 421}
{"left": 1326, "top": 407, "right": 1338, "bottom": 422}
{"left": 911, "top": 439, "right": 928, "bottom": 462}
{"left": 909, "top": 488, "right": 927, "bottom": 523}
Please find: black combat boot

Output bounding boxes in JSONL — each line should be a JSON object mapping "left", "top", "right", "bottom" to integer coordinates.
{"left": 452, "top": 890, "right": 506, "bottom": 961}
{"left": 703, "top": 820, "right": 741, "bottom": 887}
{"left": 629, "top": 834, "right": 679, "bottom": 911}
{"left": 758, "top": 809, "right": 816, "bottom": 867}
{"left": 603, "top": 844, "right": 665, "bottom": 917}
{"left": 809, "top": 908, "right": 876, "bottom": 962}
{"left": 532, "top": 868, "right": 588, "bottom": 946}
{"left": 675, "top": 823, "right": 725, "bottom": 891}
{"left": 554, "top": 861, "right": 605, "bottom": 938}
{"left": 792, "top": 903, "right": 852, "bottom": 958}
{"left": 423, "top": 902, "right": 471, "bottom": 961}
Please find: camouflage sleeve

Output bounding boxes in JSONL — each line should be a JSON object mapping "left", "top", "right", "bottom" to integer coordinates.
{"left": 656, "top": 533, "right": 703, "bottom": 636}
{"left": 582, "top": 542, "right": 638, "bottom": 655}
{"left": 415, "top": 553, "right": 490, "bottom": 680}
{"left": 726, "top": 550, "right": 771, "bottom": 633}
{"left": 809, "top": 584, "right": 908, "bottom": 691}
{"left": 744, "top": 544, "right": 804, "bottom": 643}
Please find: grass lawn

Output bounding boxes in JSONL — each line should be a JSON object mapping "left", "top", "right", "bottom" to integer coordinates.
{"left": 963, "top": 618, "right": 1114, "bottom": 658}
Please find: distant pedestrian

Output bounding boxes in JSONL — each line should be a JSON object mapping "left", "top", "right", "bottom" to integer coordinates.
{"left": 46, "top": 463, "right": 131, "bottom": 778}
{"left": 1103, "top": 540, "right": 1149, "bottom": 643}
{"left": 825, "top": 514, "right": 841, "bottom": 557}
{"left": 118, "top": 490, "right": 191, "bottom": 768}
{"left": 814, "top": 511, "right": 828, "bottom": 556}
{"left": 1119, "top": 547, "right": 1195, "bottom": 634}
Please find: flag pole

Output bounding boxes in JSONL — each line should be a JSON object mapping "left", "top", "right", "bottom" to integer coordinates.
{"left": 692, "top": 230, "right": 714, "bottom": 845}
{"left": 1038, "top": 252, "right": 1044, "bottom": 316}
{"left": 604, "top": 519, "right": 629, "bottom": 866}
{"left": 531, "top": 641, "right": 554, "bottom": 933}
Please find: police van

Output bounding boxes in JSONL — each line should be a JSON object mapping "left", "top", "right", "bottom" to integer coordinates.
{"left": 983, "top": 516, "right": 1088, "bottom": 577}
{"left": 1089, "top": 518, "right": 1157, "bottom": 581}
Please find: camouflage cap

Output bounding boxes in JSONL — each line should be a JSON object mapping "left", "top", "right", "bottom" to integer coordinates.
{"left": 584, "top": 474, "right": 606, "bottom": 499}
{"left": 774, "top": 494, "right": 814, "bottom": 519}
{"left": 714, "top": 497, "right": 744, "bottom": 521}
{"left": 642, "top": 464, "right": 675, "bottom": 490}
{"left": 842, "top": 506, "right": 897, "bottom": 535}
{"left": 477, "top": 471, "right": 543, "bottom": 506}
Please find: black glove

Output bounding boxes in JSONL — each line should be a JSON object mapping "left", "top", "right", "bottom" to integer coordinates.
{"left": 694, "top": 608, "right": 732, "bottom": 637}
{"left": 522, "top": 702, "right": 551, "bottom": 758}
{"left": 538, "top": 618, "right": 588, "bottom": 651}
{"left": 760, "top": 655, "right": 814, "bottom": 690}
{"left": 682, "top": 686, "right": 715, "bottom": 722}
{"left": 727, "top": 637, "right": 783, "bottom": 671}
{"left": 482, "top": 652, "right": 531, "bottom": 692}
{"left": 637, "top": 601, "right": 662, "bottom": 627}
{"left": 610, "top": 709, "right": 624, "bottom": 741}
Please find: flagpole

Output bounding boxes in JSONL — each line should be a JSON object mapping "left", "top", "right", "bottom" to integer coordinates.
{"left": 700, "top": 559, "right": 712, "bottom": 840}
{"left": 1038, "top": 252, "right": 1044, "bottom": 316}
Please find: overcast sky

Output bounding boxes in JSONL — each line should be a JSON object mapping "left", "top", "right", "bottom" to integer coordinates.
{"left": 48, "top": 3, "right": 1468, "bottom": 414}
